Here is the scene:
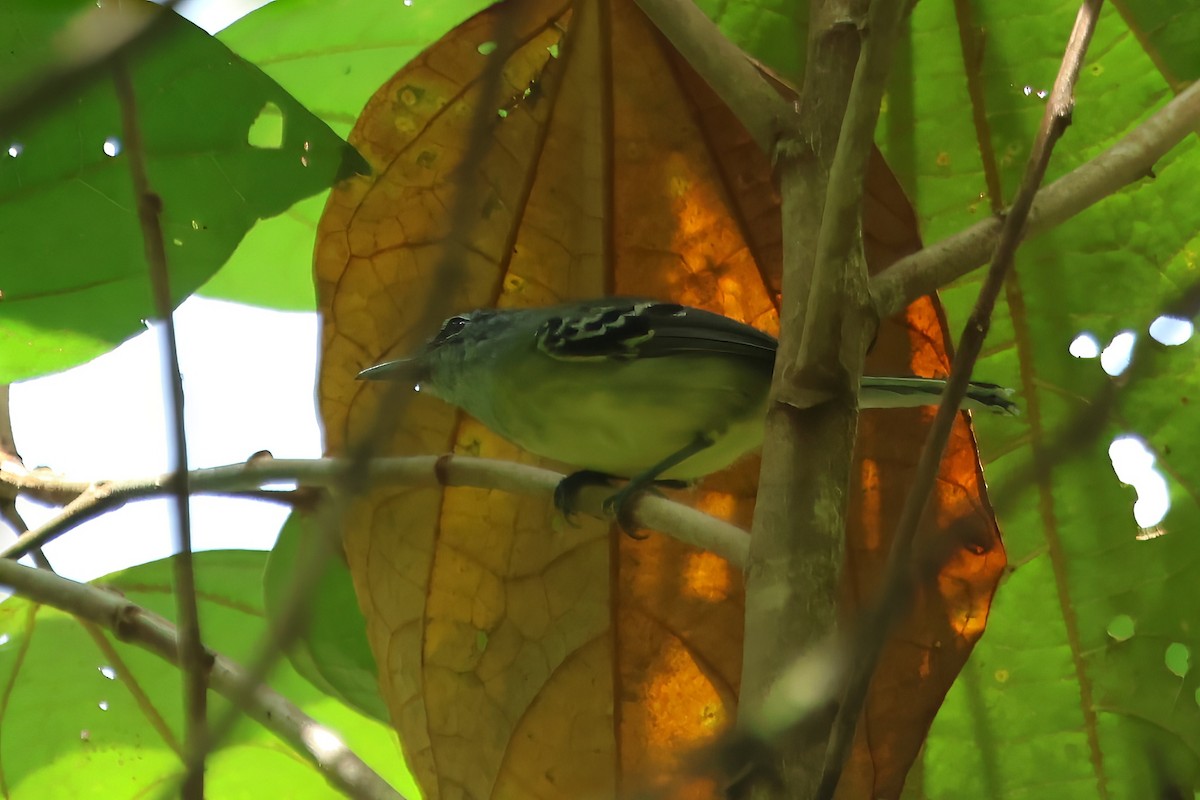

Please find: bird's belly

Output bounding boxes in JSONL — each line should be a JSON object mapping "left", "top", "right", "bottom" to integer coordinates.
{"left": 482, "top": 356, "right": 768, "bottom": 479}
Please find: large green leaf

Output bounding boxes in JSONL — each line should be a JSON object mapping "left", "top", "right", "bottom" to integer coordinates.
{"left": 0, "top": 550, "right": 419, "bottom": 798}
{"left": 202, "top": 0, "right": 495, "bottom": 309}
{"left": 264, "top": 510, "right": 389, "bottom": 724}
{"left": 880, "top": 2, "right": 1200, "bottom": 796}
{"left": 0, "top": 0, "right": 364, "bottom": 380}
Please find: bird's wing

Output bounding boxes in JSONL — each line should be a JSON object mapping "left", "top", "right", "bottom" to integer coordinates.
{"left": 535, "top": 300, "right": 778, "bottom": 364}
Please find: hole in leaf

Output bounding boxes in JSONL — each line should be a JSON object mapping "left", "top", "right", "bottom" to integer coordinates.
{"left": 0, "top": 633, "right": 9, "bottom": 647}
{"left": 477, "top": 41, "right": 497, "bottom": 56}
{"left": 1069, "top": 332, "right": 1100, "bottom": 358}
{"left": 102, "top": 136, "right": 121, "bottom": 157}
{"left": 1100, "top": 330, "right": 1136, "bottom": 376}
{"left": 1165, "top": 642, "right": 1190, "bottom": 678}
{"left": 1149, "top": 316, "right": 1194, "bottom": 346}
{"left": 98, "top": 666, "right": 116, "bottom": 680}
{"left": 248, "top": 101, "right": 284, "bottom": 149}
{"left": 1107, "top": 614, "right": 1135, "bottom": 642}
{"left": 1108, "top": 435, "right": 1170, "bottom": 529}
{"left": 98, "top": 700, "right": 109, "bottom": 711}
{"left": 6, "top": 143, "right": 21, "bottom": 158}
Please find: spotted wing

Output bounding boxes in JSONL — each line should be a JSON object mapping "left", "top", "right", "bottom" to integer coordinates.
{"left": 536, "top": 300, "right": 777, "bottom": 365}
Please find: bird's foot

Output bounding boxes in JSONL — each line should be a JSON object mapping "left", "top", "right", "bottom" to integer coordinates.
{"left": 553, "top": 470, "right": 616, "bottom": 526}
{"left": 601, "top": 483, "right": 652, "bottom": 540}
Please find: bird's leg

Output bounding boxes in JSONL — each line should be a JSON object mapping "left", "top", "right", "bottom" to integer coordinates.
{"left": 603, "top": 433, "right": 715, "bottom": 538}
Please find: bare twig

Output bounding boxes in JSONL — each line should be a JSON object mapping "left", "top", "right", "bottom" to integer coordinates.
{"left": 0, "top": 385, "right": 53, "bottom": 570}
{"left": 815, "top": 3, "right": 1105, "bottom": 796}
{"left": 0, "top": 558, "right": 405, "bottom": 800}
{"left": 871, "top": 68, "right": 1200, "bottom": 317}
{"left": 796, "top": 0, "right": 906, "bottom": 389}
{"left": 634, "top": 0, "right": 790, "bottom": 154}
{"left": 111, "top": 57, "right": 206, "bottom": 797}
{"left": 1, "top": 455, "right": 750, "bottom": 568}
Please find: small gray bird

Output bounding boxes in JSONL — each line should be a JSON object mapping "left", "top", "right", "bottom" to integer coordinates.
{"left": 359, "top": 299, "right": 1016, "bottom": 531}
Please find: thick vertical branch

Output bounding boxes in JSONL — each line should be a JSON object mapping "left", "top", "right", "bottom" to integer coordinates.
{"left": 740, "top": 1, "right": 907, "bottom": 796}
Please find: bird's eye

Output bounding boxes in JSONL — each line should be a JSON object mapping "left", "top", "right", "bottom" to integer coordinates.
{"left": 433, "top": 315, "right": 469, "bottom": 343}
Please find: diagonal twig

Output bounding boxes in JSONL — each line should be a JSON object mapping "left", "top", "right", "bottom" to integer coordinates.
{"left": 815, "top": 2, "right": 1106, "bottom": 796}
{"left": 634, "top": 0, "right": 790, "bottom": 154}
{"left": 870, "top": 66, "right": 1200, "bottom": 318}
{"left": 0, "top": 557, "right": 405, "bottom": 800}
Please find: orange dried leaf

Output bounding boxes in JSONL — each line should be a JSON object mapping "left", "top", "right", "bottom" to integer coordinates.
{"left": 316, "top": 1, "right": 1006, "bottom": 798}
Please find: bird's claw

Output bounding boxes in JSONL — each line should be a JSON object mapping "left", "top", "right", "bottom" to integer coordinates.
{"left": 554, "top": 470, "right": 615, "bottom": 527}
{"left": 602, "top": 487, "right": 649, "bottom": 540}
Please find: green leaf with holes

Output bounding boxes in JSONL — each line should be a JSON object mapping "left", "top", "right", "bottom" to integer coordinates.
{"left": 0, "top": 551, "right": 416, "bottom": 798}
{"left": 879, "top": 2, "right": 1200, "bottom": 797}
{"left": 199, "top": 0, "right": 495, "bottom": 309}
{"left": 0, "top": 0, "right": 365, "bottom": 380}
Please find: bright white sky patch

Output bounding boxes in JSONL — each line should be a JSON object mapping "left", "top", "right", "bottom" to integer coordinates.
{"left": 1068, "top": 332, "right": 1100, "bottom": 359}
{"left": 1100, "top": 331, "right": 1136, "bottom": 376}
{"left": 9, "top": 297, "right": 321, "bottom": 582}
{"left": 1149, "top": 315, "right": 1194, "bottom": 346}
{"left": 1108, "top": 435, "right": 1170, "bottom": 529}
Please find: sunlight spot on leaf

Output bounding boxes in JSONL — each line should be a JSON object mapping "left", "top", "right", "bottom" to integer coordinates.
{"left": 1068, "top": 332, "right": 1100, "bottom": 359}
{"left": 1149, "top": 316, "right": 1194, "bottom": 346}
{"left": 478, "top": 41, "right": 497, "bottom": 56}
{"left": 98, "top": 666, "right": 116, "bottom": 680}
{"left": 102, "top": 136, "right": 121, "bottom": 157}
{"left": 1165, "top": 642, "right": 1190, "bottom": 678}
{"left": 247, "top": 101, "right": 284, "bottom": 149}
{"left": 1107, "top": 614, "right": 1135, "bottom": 642}
{"left": 6, "top": 143, "right": 21, "bottom": 158}
{"left": 1100, "top": 330, "right": 1136, "bottom": 376}
{"left": 1108, "top": 435, "right": 1170, "bottom": 529}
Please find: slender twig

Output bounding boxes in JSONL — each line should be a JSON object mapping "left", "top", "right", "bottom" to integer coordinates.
{"left": 815, "top": 3, "right": 1105, "bottom": 797}
{"left": 0, "top": 558, "right": 405, "bottom": 800}
{"left": 871, "top": 68, "right": 1200, "bottom": 318}
{"left": 0, "top": 385, "right": 52, "bottom": 570}
{"left": 634, "top": 0, "right": 790, "bottom": 154}
{"left": 794, "top": 0, "right": 907, "bottom": 392}
{"left": 193, "top": 5, "right": 531, "bottom": 777}
{"left": 111, "top": 58, "right": 206, "bottom": 798}
{"left": 0, "top": 455, "right": 750, "bottom": 568}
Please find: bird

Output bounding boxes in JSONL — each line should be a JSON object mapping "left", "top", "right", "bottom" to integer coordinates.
{"left": 358, "top": 298, "right": 1016, "bottom": 533}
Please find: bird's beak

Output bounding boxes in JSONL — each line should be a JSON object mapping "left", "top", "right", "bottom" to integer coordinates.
{"left": 356, "top": 356, "right": 428, "bottom": 382}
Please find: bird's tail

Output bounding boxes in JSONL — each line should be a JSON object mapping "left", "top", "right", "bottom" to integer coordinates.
{"left": 860, "top": 376, "right": 1019, "bottom": 416}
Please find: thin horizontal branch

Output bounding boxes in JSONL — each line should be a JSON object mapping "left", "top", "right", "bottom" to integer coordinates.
{"left": 1, "top": 455, "right": 750, "bottom": 568}
{"left": 872, "top": 75, "right": 1200, "bottom": 317}
{"left": 0, "top": 557, "right": 404, "bottom": 800}
{"left": 635, "top": 0, "right": 790, "bottom": 154}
